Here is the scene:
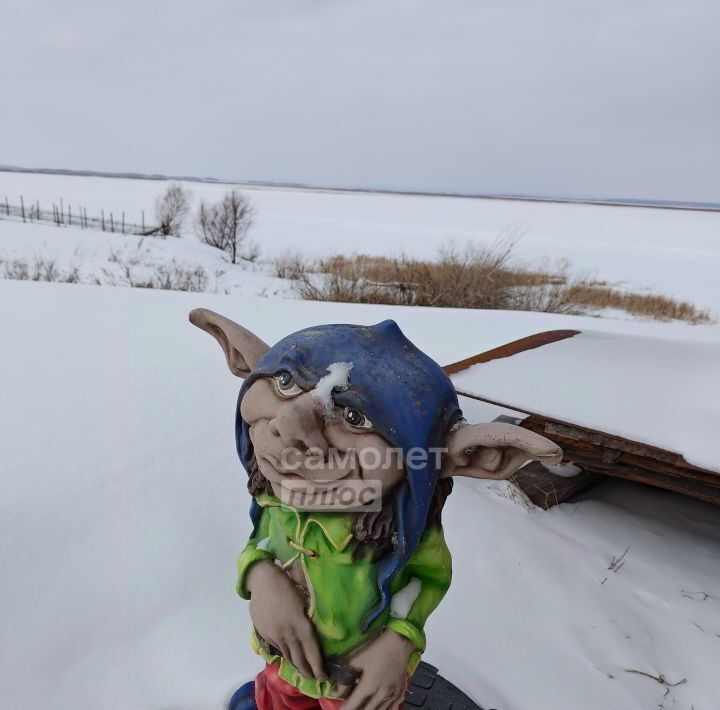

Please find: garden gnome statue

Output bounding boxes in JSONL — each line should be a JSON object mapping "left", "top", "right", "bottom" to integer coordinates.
{"left": 190, "top": 308, "right": 562, "bottom": 710}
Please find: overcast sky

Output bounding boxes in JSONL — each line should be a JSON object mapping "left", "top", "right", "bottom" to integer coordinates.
{"left": 1, "top": 0, "right": 718, "bottom": 202}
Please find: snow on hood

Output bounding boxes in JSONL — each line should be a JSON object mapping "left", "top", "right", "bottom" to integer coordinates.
{"left": 311, "top": 361, "right": 353, "bottom": 417}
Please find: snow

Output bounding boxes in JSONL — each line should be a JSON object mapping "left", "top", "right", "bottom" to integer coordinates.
{"left": 0, "top": 218, "right": 287, "bottom": 298}
{"left": 441, "top": 477, "right": 720, "bottom": 710}
{"left": 2, "top": 278, "right": 719, "bottom": 710}
{"left": 390, "top": 578, "right": 423, "bottom": 620}
{"left": 452, "top": 330, "right": 720, "bottom": 473}
{"left": 1, "top": 170, "right": 719, "bottom": 315}
{"left": 2, "top": 170, "right": 720, "bottom": 710}
{"left": 256, "top": 537, "right": 272, "bottom": 552}
{"left": 311, "top": 362, "right": 353, "bottom": 416}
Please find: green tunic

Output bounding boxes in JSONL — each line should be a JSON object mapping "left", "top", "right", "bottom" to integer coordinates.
{"left": 236, "top": 491, "right": 452, "bottom": 698}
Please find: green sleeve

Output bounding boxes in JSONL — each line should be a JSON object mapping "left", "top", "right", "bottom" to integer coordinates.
{"left": 386, "top": 524, "right": 452, "bottom": 652}
{"left": 235, "top": 506, "right": 274, "bottom": 600}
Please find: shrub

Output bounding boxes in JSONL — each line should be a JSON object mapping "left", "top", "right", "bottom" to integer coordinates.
{"left": 196, "top": 190, "right": 255, "bottom": 264}
{"left": 285, "top": 240, "right": 711, "bottom": 324}
{"left": 154, "top": 183, "right": 191, "bottom": 237}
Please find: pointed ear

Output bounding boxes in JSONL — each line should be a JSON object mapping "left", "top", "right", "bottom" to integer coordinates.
{"left": 441, "top": 422, "right": 563, "bottom": 480}
{"left": 189, "top": 308, "right": 270, "bottom": 378}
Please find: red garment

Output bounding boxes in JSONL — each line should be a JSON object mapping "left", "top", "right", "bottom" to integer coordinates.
{"left": 254, "top": 663, "right": 343, "bottom": 710}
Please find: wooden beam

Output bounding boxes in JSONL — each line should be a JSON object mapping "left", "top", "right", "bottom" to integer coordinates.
{"left": 520, "top": 417, "right": 720, "bottom": 506}
{"left": 511, "top": 462, "right": 606, "bottom": 510}
{"left": 522, "top": 417, "right": 719, "bottom": 485}
{"left": 566, "top": 457, "right": 720, "bottom": 507}
{"left": 446, "top": 332, "right": 720, "bottom": 507}
{"left": 455, "top": 391, "right": 720, "bottom": 507}
{"left": 444, "top": 330, "right": 580, "bottom": 375}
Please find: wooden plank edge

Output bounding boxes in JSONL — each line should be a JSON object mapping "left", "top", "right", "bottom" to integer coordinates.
{"left": 443, "top": 329, "right": 581, "bottom": 375}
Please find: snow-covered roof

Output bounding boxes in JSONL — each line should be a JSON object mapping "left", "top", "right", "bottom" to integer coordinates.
{"left": 450, "top": 330, "right": 720, "bottom": 474}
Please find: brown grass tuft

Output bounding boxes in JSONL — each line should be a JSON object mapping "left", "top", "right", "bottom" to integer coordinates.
{"left": 562, "top": 285, "right": 710, "bottom": 324}
{"left": 281, "top": 240, "right": 711, "bottom": 324}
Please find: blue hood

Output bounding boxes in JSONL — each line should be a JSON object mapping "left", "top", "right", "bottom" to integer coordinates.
{"left": 235, "top": 320, "right": 461, "bottom": 628}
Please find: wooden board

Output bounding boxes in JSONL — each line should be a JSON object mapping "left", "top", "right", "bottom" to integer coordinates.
{"left": 445, "top": 331, "right": 720, "bottom": 507}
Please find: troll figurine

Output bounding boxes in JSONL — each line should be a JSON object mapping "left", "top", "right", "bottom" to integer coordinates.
{"left": 190, "top": 309, "right": 562, "bottom": 710}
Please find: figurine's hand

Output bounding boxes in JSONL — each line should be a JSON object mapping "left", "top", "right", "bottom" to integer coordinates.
{"left": 246, "top": 560, "right": 327, "bottom": 681}
{"left": 340, "top": 630, "right": 414, "bottom": 710}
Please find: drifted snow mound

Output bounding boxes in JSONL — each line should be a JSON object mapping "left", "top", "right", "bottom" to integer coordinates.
{"left": 1, "top": 280, "right": 719, "bottom": 710}
{"left": 452, "top": 329, "right": 720, "bottom": 472}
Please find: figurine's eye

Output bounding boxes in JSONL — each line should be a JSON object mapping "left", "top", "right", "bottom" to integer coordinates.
{"left": 273, "top": 372, "right": 303, "bottom": 398}
{"left": 344, "top": 407, "right": 373, "bottom": 430}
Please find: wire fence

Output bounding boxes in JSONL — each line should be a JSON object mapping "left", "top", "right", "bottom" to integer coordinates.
{"left": 0, "top": 195, "right": 157, "bottom": 236}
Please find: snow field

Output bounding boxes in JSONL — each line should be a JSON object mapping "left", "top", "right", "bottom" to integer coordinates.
{"left": 1, "top": 279, "right": 719, "bottom": 709}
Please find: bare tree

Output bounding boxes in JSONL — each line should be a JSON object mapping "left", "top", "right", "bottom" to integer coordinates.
{"left": 154, "top": 183, "right": 191, "bottom": 237}
{"left": 196, "top": 190, "right": 256, "bottom": 264}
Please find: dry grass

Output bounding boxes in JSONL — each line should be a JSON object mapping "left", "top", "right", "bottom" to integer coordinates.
{"left": 276, "top": 239, "right": 711, "bottom": 324}
{"left": 101, "top": 244, "right": 208, "bottom": 291}
{"left": 274, "top": 251, "right": 308, "bottom": 281}
{"left": 0, "top": 246, "right": 208, "bottom": 293}
{"left": 0, "top": 256, "right": 80, "bottom": 284}
{"left": 490, "top": 476, "right": 538, "bottom": 512}
{"left": 562, "top": 284, "right": 709, "bottom": 324}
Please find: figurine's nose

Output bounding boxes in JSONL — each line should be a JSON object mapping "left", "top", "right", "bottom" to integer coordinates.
{"left": 269, "top": 393, "right": 328, "bottom": 456}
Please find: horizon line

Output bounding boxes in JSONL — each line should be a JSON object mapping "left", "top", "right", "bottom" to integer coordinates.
{"left": 1, "top": 164, "right": 718, "bottom": 213}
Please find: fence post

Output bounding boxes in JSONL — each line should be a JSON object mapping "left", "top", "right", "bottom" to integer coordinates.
{"left": 122, "top": 211, "right": 125, "bottom": 234}
{"left": 102, "top": 210, "right": 106, "bottom": 231}
{"left": 4, "top": 197, "right": 9, "bottom": 216}
{"left": 141, "top": 211, "right": 145, "bottom": 234}
{"left": 20, "top": 195, "right": 26, "bottom": 223}
{"left": 110, "top": 213, "right": 115, "bottom": 233}
{"left": 84, "top": 208, "right": 88, "bottom": 229}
